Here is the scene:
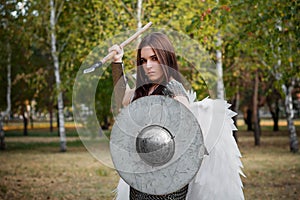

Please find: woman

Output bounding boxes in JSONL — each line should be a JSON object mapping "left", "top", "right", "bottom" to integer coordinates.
{"left": 110, "top": 32, "right": 189, "bottom": 109}
{"left": 110, "top": 32, "right": 191, "bottom": 199}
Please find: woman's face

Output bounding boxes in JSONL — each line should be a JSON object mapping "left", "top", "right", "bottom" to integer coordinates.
{"left": 141, "top": 46, "right": 164, "bottom": 83}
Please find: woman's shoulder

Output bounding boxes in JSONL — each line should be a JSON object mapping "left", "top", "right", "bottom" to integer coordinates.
{"left": 168, "top": 79, "right": 182, "bottom": 85}
{"left": 163, "top": 79, "right": 188, "bottom": 98}
{"left": 164, "top": 79, "right": 190, "bottom": 108}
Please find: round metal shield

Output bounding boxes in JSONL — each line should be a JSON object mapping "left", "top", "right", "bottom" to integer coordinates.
{"left": 110, "top": 95, "right": 206, "bottom": 195}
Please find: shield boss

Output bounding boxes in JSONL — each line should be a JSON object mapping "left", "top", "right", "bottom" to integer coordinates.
{"left": 136, "top": 125, "right": 175, "bottom": 166}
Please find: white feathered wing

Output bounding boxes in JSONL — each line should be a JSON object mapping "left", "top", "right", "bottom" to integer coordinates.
{"left": 186, "top": 97, "right": 245, "bottom": 200}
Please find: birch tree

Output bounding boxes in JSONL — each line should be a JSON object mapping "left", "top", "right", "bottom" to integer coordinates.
{"left": 0, "top": 42, "right": 11, "bottom": 150}
{"left": 273, "top": 20, "right": 299, "bottom": 152}
{"left": 137, "top": 0, "right": 143, "bottom": 30}
{"left": 50, "top": 0, "right": 66, "bottom": 152}
{"left": 283, "top": 79, "right": 299, "bottom": 153}
{"left": 215, "top": 32, "right": 224, "bottom": 99}
{"left": 259, "top": 0, "right": 299, "bottom": 152}
{"left": 283, "top": 18, "right": 299, "bottom": 153}
{"left": 0, "top": 2, "right": 13, "bottom": 150}
{"left": 282, "top": 24, "right": 299, "bottom": 152}
{"left": 215, "top": 0, "right": 224, "bottom": 100}
{"left": 236, "top": 0, "right": 299, "bottom": 150}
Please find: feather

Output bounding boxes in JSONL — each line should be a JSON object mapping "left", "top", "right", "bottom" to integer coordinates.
{"left": 115, "top": 178, "right": 129, "bottom": 200}
{"left": 186, "top": 89, "right": 197, "bottom": 103}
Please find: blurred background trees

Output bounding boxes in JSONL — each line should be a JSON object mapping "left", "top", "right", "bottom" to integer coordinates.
{"left": 0, "top": 0, "right": 299, "bottom": 152}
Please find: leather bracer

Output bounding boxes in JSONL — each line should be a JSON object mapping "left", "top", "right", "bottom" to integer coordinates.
{"left": 111, "top": 62, "right": 127, "bottom": 113}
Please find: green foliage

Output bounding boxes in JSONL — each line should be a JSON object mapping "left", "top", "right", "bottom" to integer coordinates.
{"left": 0, "top": 0, "right": 299, "bottom": 126}
{"left": 236, "top": 0, "right": 300, "bottom": 85}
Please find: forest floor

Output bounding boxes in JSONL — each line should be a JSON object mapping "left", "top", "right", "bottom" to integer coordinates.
{"left": 0, "top": 120, "right": 300, "bottom": 200}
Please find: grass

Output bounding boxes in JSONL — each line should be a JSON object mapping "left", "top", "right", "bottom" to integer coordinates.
{"left": 0, "top": 132, "right": 118, "bottom": 200}
{"left": 4, "top": 128, "right": 79, "bottom": 137}
{"left": 0, "top": 120, "right": 300, "bottom": 200}
{"left": 239, "top": 135, "right": 300, "bottom": 199}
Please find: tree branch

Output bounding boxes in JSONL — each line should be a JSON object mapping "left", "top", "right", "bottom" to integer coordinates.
{"left": 58, "top": 36, "right": 69, "bottom": 53}
{"left": 55, "top": 0, "right": 65, "bottom": 24}
{"left": 118, "top": 0, "right": 136, "bottom": 20}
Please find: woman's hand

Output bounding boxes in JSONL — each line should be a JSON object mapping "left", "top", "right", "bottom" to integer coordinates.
{"left": 109, "top": 44, "right": 124, "bottom": 62}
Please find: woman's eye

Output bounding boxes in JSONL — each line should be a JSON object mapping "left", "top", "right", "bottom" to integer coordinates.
{"left": 141, "top": 59, "right": 146, "bottom": 64}
{"left": 152, "top": 56, "right": 158, "bottom": 61}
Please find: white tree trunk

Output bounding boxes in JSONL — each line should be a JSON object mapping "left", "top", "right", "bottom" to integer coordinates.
{"left": 287, "top": 34, "right": 299, "bottom": 153}
{"left": 6, "top": 42, "right": 11, "bottom": 116}
{"left": 50, "top": 0, "right": 66, "bottom": 152}
{"left": 0, "top": 42, "right": 11, "bottom": 150}
{"left": 283, "top": 81, "right": 299, "bottom": 153}
{"left": 137, "top": 0, "right": 143, "bottom": 45}
{"left": 137, "top": 0, "right": 143, "bottom": 30}
{"left": 282, "top": 35, "right": 299, "bottom": 153}
{"left": 216, "top": 32, "right": 224, "bottom": 99}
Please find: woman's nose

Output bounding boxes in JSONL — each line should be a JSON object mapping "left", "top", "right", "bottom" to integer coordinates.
{"left": 146, "top": 60, "right": 154, "bottom": 68}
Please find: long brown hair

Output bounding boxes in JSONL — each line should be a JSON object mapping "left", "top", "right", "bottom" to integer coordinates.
{"left": 133, "top": 32, "right": 181, "bottom": 101}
